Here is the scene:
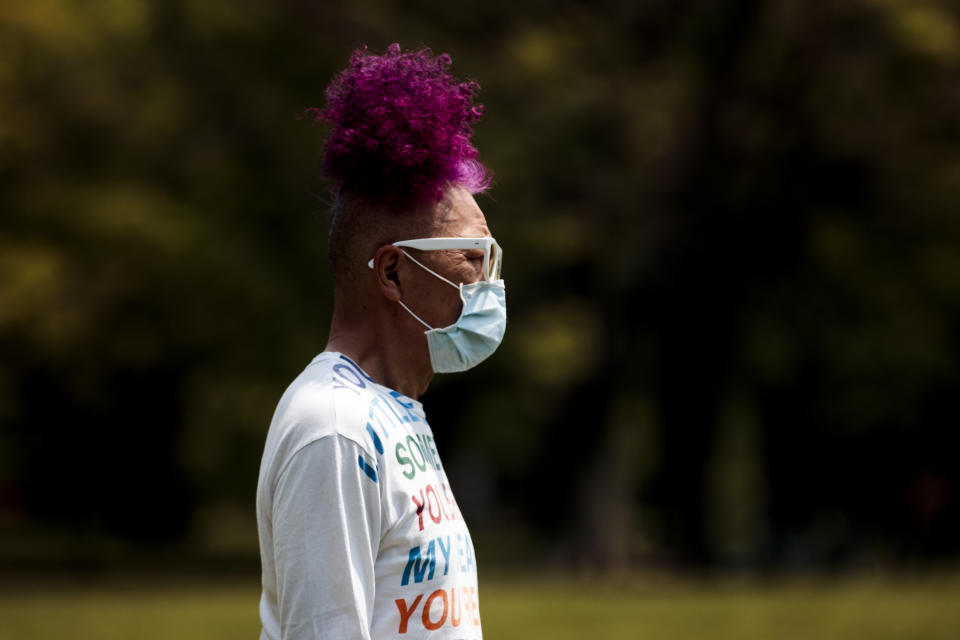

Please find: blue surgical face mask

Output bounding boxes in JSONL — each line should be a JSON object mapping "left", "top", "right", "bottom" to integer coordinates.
{"left": 397, "top": 250, "right": 507, "bottom": 373}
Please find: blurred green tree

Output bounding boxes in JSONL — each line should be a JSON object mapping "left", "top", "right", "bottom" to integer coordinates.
{"left": 1, "top": 0, "right": 958, "bottom": 571}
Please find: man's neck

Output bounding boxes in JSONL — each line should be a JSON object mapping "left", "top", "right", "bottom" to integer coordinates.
{"left": 325, "top": 306, "right": 433, "bottom": 400}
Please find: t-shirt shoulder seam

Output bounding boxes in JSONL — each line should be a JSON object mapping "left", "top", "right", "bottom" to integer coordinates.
{"left": 273, "top": 430, "right": 377, "bottom": 490}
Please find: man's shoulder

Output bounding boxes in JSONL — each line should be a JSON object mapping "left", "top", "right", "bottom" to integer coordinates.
{"left": 258, "top": 353, "right": 395, "bottom": 507}
{"left": 271, "top": 352, "right": 380, "bottom": 443}
{"left": 262, "top": 352, "right": 427, "bottom": 482}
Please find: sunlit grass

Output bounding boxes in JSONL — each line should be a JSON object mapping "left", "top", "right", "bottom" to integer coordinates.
{"left": 1, "top": 573, "right": 958, "bottom": 639}
{"left": 0, "top": 580, "right": 259, "bottom": 640}
{"left": 481, "top": 573, "right": 960, "bottom": 640}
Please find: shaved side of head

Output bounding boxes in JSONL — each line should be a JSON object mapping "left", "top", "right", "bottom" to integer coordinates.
{"left": 327, "top": 188, "right": 453, "bottom": 308}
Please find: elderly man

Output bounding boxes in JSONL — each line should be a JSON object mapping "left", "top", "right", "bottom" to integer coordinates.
{"left": 256, "top": 44, "right": 504, "bottom": 640}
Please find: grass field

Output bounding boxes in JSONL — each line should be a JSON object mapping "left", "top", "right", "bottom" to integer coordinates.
{"left": 1, "top": 572, "right": 959, "bottom": 639}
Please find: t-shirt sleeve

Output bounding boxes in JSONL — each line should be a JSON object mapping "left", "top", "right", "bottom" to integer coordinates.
{"left": 271, "top": 434, "right": 382, "bottom": 639}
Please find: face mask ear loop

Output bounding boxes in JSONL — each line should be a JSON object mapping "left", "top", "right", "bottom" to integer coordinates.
{"left": 397, "top": 300, "right": 434, "bottom": 330}
{"left": 399, "top": 249, "right": 461, "bottom": 290}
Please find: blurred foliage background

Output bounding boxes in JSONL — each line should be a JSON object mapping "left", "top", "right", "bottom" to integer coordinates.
{"left": 1, "top": 0, "right": 959, "bottom": 582}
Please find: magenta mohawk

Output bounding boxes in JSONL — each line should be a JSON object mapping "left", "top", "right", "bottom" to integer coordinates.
{"left": 312, "top": 43, "right": 491, "bottom": 209}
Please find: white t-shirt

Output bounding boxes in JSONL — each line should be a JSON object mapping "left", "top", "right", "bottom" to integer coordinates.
{"left": 257, "top": 352, "right": 482, "bottom": 640}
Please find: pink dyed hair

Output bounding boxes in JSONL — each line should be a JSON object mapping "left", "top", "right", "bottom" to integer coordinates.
{"left": 310, "top": 43, "right": 491, "bottom": 209}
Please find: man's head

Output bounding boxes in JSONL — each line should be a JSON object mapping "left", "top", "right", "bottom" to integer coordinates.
{"left": 314, "top": 45, "right": 502, "bottom": 388}
{"left": 312, "top": 43, "right": 492, "bottom": 295}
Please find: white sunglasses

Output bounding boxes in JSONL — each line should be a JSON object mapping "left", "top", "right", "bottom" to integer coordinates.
{"left": 367, "top": 237, "right": 503, "bottom": 281}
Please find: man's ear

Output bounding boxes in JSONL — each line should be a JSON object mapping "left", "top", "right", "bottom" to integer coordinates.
{"left": 372, "top": 245, "right": 403, "bottom": 302}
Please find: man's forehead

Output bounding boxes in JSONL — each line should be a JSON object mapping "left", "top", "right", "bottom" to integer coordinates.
{"left": 431, "top": 186, "right": 491, "bottom": 237}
